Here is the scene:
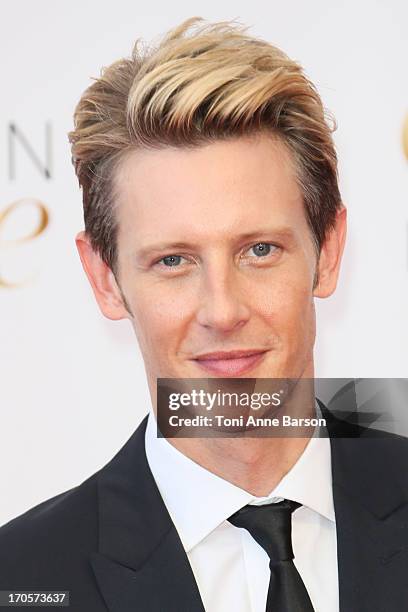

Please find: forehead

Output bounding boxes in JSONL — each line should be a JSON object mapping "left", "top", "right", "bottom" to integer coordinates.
{"left": 114, "top": 133, "right": 307, "bottom": 245}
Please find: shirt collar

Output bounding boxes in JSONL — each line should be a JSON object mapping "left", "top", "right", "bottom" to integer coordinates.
{"left": 145, "top": 405, "right": 335, "bottom": 553}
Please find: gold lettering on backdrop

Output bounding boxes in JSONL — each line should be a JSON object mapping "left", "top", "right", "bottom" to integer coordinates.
{"left": 0, "top": 198, "right": 50, "bottom": 288}
{"left": 403, "top": 112, "right": 408, "bottom": 160}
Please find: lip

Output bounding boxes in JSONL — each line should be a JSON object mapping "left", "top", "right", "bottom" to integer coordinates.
{"left": 192, "top": 349, "right": 268, "bottom": 376}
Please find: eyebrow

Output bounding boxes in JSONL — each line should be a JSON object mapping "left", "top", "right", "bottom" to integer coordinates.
{"left": 235, "top": 228, "right": 297, "bottom": 243}
{"left": 134, "top": 228, "right": 298, "bottom": 261}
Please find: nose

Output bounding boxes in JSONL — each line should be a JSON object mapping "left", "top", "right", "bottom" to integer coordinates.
{"left": 195, "top": 260, "right": 250, "bottom": 333}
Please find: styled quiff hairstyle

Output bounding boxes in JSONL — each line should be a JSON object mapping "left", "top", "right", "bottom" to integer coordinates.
{"left": 69, "top": 17, "right": 341, "bottom": 275}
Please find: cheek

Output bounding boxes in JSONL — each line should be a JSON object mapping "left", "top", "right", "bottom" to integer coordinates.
{"left": 253, "top": 270, "right": 316, "bottom": 365}
{"left": 278, "top": 281, "right": 316, "bottom": 357}
{"left": 252, "top": 270, "right": 314, "bottom": 326}
{"left": 129, "top": 288, "right": 193, "bottom": 350}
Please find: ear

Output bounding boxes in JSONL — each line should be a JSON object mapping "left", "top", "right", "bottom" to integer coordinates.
{"left": 75, "top": 231, "right": 130, "bottom": 320}
{"left": 313, "top": 206, "right": 347, "bottom": 298}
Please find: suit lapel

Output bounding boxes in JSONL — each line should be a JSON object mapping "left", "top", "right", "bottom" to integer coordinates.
{"left": 322, "top": 404, "right": 408, "bottom": 611}
{"left": 90, "top": 530, "right": 204, "bottom": 612}
{"left": 89, "top": 416, "right": 205, "bottom": 612}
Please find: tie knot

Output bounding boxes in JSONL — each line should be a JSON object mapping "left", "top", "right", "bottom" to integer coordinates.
{"left": 227, "top": 499, "right": 300, "bottom": 564}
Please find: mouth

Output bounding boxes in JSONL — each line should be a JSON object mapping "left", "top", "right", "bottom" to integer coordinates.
{"left": 192, "top": 349, "right": 268, "bottom": 377}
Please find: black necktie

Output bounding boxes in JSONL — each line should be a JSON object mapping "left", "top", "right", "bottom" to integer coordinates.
{"left": 228, "top": 499, "right": 315, "bottom": 612}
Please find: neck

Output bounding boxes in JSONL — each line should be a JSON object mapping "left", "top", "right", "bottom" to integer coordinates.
{"left": 153, "top": 358, "right": 316, "bottom": 497}
{"left": 157, "top": 373, "right": 317, "bottom": 497}
{"left": 168, "top": 434, "right": 312, "bottom": 497}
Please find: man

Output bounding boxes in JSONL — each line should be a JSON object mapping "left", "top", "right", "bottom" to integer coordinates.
{"left": 0, "top": 16, "right": 407, "bottom": 612}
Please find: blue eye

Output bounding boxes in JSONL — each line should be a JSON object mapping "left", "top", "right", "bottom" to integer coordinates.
{"left": 161, "top": 255, "right": 182, "bottom": 266}
{"left": 250, "top": 243, "right": 273, "bottom": 256}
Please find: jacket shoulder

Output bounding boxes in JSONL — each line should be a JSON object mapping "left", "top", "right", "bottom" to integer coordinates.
{"left": 330, "top": 422, "right": 408, "bottom": 497}
{"left": 0, "top": 472, "right": 99, "bottom": 588}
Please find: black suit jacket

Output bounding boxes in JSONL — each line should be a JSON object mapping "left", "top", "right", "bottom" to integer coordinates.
{"left": 0, "top": 407, "right": 407, "bottom": 612}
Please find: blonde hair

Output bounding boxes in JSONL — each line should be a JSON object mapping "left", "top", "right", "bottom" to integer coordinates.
{"left": 69, "top": 17, "right": 341, "bottom": 273}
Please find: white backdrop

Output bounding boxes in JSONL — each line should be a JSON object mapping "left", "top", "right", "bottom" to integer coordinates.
{"left": 1, "top": 0, "right": 407, "bottom": 526}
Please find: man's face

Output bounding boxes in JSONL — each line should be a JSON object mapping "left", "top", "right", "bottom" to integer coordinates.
{"left": 77, "top": 132, "right": 346, "bottom": 398}
{"left": 113, "top": 133, "right": 322, "bottom": 392}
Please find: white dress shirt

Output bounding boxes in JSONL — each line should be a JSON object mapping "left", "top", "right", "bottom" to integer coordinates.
{"left": 145, "top": 408, "right": 339, "bottom": 612}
